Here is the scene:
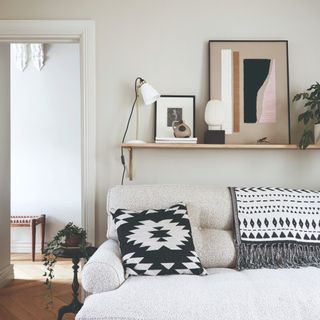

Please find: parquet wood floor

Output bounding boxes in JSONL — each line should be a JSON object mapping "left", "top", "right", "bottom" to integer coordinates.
{"left": 0, "top": 254, "right": 77, "bottom": 320}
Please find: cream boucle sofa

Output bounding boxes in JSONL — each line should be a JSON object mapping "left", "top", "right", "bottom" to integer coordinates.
{"left": 77, "top": 185, "right": 320, "bottom": 320}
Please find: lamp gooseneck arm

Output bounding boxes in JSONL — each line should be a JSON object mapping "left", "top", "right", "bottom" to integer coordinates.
{"left": 120, "top": 77, "right": 144, "bottom": 185}
{"left": 121, "top": 77, "right": 143, "bottom": 144}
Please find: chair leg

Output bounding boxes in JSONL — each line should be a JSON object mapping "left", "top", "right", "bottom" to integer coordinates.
{"left": 31, "top": 219, "right": 36, "bottom": 262}
{"left": 41, "top": 215, "right": 46, "bottom": 254}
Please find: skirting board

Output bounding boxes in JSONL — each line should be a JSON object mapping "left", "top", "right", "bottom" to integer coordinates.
{"left": 11, "top": 241, "right": 42, "bottom": 254}
{"left": 0, "top": 264, "right": 14, "bottom": 288}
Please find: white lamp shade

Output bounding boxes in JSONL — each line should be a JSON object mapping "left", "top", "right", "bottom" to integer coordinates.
{"left": 140, "top": 82, "right": 160, "bottom": 105}
{"left": 205, "top": 100, "right": 225, "bottom": 130}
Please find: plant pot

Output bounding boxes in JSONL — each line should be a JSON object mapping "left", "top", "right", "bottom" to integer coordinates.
{"left": 315, "top": 123, "right": 320, "bottom": 144}
{"left": 65, "top": 234, "right": 81, "bottom": 247}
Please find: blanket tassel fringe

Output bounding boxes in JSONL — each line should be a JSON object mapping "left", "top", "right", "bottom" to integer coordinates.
{"left": 237, "top": 243, "right": 320, "bottom": 270}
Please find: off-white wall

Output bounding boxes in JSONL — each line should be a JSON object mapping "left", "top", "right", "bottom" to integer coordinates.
{"left": 10, "top": 43, "right": 81, "bottom": 252}
{"left": 0, "top": 0, "right": 319, "bottom": 245}
{"left": 0, "top": 43, "right": 13, "bottom": 287}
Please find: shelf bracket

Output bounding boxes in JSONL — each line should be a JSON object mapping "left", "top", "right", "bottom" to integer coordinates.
{"left": 128, "top": 147, "right": 133, "bottom": 181}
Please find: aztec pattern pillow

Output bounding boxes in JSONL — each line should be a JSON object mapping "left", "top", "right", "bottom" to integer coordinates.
{"left": 111, "top": 203, "right": 207, "bottom": 277}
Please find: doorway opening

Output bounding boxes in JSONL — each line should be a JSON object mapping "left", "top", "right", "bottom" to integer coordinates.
{"left": 10, "top": 41, "right": 82, "bottom": 270}
{"left": 0, "top": 20, "right": 96, "bottom": 287}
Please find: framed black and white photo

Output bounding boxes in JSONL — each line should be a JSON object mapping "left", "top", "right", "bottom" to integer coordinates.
{"left": 155, "top": 95, "right": 195, "bottom": 139}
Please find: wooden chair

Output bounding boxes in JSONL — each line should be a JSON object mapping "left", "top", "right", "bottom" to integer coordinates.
{"left": 10, "top": 214, "right": 46, "bottom": 261}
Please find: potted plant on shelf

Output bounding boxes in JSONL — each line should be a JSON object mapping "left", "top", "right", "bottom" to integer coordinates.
{"left": 43, "top": 222, "right": 87, "bottom": 309}
{"left": 293, "top": 82, "right": 320, "bottom": 149}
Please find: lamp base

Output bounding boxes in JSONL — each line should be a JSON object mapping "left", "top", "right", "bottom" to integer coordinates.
{"left": 126, "top": 140, "right": 147, "bottom": 144}
{"left": 204, "top": 130, "right": 225, "bottom": 144}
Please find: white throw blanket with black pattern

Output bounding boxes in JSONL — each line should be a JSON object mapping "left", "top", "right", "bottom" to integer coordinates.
{"left": 229, "top": 187, "right": 320, "bottom": 270}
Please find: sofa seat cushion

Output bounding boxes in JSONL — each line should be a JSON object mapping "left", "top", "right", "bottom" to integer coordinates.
{"left": 76, "top": 267, "right": 320, "bottom": 320}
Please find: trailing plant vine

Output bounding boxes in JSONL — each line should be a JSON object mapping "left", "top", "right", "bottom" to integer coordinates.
{"left": 43, "top": 222, "right": 87, "bottom": 309}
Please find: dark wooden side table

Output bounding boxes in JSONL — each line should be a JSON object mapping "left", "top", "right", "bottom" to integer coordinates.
{"left": 52, "top": 246, "right": 97, "bottom": 320}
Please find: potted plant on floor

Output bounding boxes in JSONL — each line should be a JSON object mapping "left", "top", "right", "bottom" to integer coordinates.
{"left": 43, "top": 222, "right": 87, "bottom": 309}
{"left": 293, "top": 82, "right": 320, "bottom": 149}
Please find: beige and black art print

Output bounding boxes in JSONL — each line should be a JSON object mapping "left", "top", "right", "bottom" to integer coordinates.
{"left": 209, "top": 40, "right": 290, "bottom": 144}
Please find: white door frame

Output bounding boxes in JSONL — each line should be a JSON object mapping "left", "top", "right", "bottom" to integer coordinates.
{"left": 0, "top": 20, "right": 96, "bottom": 245}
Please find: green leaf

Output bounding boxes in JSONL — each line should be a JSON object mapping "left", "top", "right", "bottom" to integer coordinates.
{"left": 304, "top": 100, "right": 313, "bottom": 107}
{"left": 298, "top": 113, "right": 306, "bottom": 123}
{"left": 298, "top": 110, "right": 314, "bottom": 125}
{"left": 299, "top": 129, "right": 314, "bottom": 149}
{"left": 310, "top": 102, "right": 317, "bottom": 109}
{"left": 293, "top": 94, "right": 302, "bottom": 102}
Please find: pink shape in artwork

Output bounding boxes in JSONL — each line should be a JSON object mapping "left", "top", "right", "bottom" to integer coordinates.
{"left": 259, "top": 59, "right": 276, "bottom": 123}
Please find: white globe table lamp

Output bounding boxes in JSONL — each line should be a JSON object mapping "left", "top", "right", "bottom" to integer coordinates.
{"left": 205, "top": 99, "right": 225, "bottom": 130}
{"left": 204, "top": 99, "right": 226, "bottom": 144}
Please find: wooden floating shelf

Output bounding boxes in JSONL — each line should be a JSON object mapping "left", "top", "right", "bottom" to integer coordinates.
{"left": 121, "top": 143, "right": 320, "bottom": 180}
{"left": 122, "top": 143, "right": 320, "bottom": 150}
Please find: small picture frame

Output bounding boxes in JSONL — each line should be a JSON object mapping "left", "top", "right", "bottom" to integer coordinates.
{"left": 155, "top": 95, "right": 195, "bottom": 139}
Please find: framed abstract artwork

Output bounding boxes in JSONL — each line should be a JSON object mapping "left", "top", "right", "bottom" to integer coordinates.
{"left": 155, "top": 95, "right": 195, "bottom": 139}
{"left": 209, "top": 40, "right": 290, "bottom": 144}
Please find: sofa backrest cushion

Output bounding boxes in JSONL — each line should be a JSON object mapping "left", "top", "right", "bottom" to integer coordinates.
{"left": 107, "top": 185, "right": 236, "bottom": 268}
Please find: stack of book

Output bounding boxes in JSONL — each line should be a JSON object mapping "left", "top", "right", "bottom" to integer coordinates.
{"left": 155, "top": 137, "right": 198, "bottom": 144}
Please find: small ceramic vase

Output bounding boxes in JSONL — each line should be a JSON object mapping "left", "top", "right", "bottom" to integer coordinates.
{"left": 172, "top": 120, "right": 192, "bottom": 138}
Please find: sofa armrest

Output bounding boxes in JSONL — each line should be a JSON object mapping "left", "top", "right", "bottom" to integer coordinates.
{"left": 81, "top": 239, "right": 125, "bottom": 294}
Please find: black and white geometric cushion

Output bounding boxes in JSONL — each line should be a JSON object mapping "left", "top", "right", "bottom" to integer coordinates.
{"left": 111, "top": 203, "right": 207, "bottom": 277}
